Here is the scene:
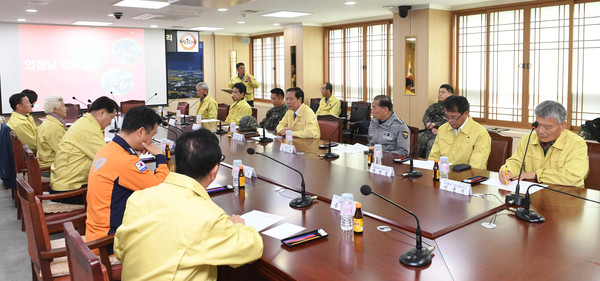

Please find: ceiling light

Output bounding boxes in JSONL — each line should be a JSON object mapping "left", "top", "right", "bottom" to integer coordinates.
{"left": 72, "top": 21, "right": 113, "bottom": 26}
{"left": 217, "top": 8, "right": 228, "bottom": 12}
{"left": 406, "top": 37, "right": 416, "bottom": 41}
{"left": 26, "top": 9, "right": 38, "bottom": 13}
{"left": 273, "top": 23, "right": 280, "bottom": 26}
{"left": 237, "top": 21, "right": 245, "bottom": 24}
{"left": 17, "top": 19, "right": 27, "bottom": 22}
{"left": 344, "top": 1, "right": 356, "bottom": 5}
{"left": 27, "top": 1, "right": 47, "bottom": 5}
{"left": 150, "top": 24, "right": 158, "bottom": 28}
{"left": 113, "top": 0, "right": 170, "bottom": 9}
{"left": 262, "top": 11, "right": 311, "bottom": 18}
{"left": 190, "top": 26, "right": 224, "bottom": 31}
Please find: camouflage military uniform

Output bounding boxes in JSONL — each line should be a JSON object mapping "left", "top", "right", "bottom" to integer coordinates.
{"left": 417, "top": 102, "right": 447, "bottom": 158}
{"left": 368, "top": 112, "right": 410, "bottom": 155}
{"left": 259, "top": 104, "right": 288, "bottom": 131}
{"left": 239, "top": 116, "right": 259, "bottom": 132}
{"left": 577, "top": 118, "right": 600, "bottom": 142}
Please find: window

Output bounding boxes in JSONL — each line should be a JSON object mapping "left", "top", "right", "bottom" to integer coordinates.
{"left": 455, "top": 1, "right": 600, "bottom": 128}
{"left": 251, "top": 34, "right": 284, "bottom": 100}
{"left": 326, "top": 21, "right": 393, "bottom": 103}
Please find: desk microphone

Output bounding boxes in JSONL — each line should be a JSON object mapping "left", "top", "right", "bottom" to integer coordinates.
{"left": 108, "top": 92, "right": 121, "bottom": 133}
{"left": 215, "top": 120, "right": 227, "bottom": 135}
{"left": 247, "top": 148, "right": 313, "bottom": 208}
{"left": 322, "top": 121, "right": 340, "bottom": 159}
{"left": 146, "top": 93, "right": 158, "bottom": 103}
{"left": 505, "top": 121, "right": 538, "bottom": 206}
{"left": 360, "top": 185, "right": 432, "bottom": 267}
{"left": 258, "top": 127, "right": 273, "bottom": 143}
{"left": 160, "top": 121, "right": 182, "bottom": 140}
{"left": 71, "top": 97, "right": 86, "bottom": 117}
{"left": 182, "top": 98, "right": 203, "bottom": 125}
{"left": 515, "top": 183, "right": 600, "bottom": 223}
{"left": 403, "top": 120, "right": 435, "bottom": 177}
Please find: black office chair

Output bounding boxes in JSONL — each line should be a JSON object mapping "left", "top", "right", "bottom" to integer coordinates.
{"left": 310, "top": 98, "right": 321, "bottom": 113}
{"left": 342, "top": 101, "right": 371, "bottom": 144}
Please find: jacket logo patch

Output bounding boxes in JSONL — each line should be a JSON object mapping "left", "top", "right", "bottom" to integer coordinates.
{"left": 383, "top": 132, "right": 394, "bottom": 140}
{"left": 402, "top": 131, "right": 409, "bottom": 139}
{"left": 91, "top": 157, "right": 106, "bottom": 172}
{"left": 135, "top": 160, "right": 148, "bottom": 173}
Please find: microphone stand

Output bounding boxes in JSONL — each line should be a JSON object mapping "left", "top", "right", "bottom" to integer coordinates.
{"left": 215, "top": 120, "right": 227, "bottom": 135}
{"left": 109, "top": 91, "right": 120, "bottom": 133}
{"left": 505, "top": 122, "right": 538, "bottom": 206}
{"left": 360, "top": 185, "right": 432, "bottom": 267}
{"left": 322, "top": 122, "right": 340, "bottom": 159}
{"left": 146, "top": 93, "right": 158, "bottom": 104}
{"left": 247, "top": 148, "right": 313, "bottom": 208}
{"left": 258, "top": 127, "right": 273, "bottom": 143}
{"left": 184, "top": 97, "right": 203, "bottom": 125}
{"left": 71, "top": 97, "right": 86, "bottom": 117}
{"left": 403, "top": 121, "right": 435, "bottom": 177}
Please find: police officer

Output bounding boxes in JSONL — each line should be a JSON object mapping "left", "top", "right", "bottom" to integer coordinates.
{"left": 368, "top": 95, "right": 410, "bottom": 155}
{"left": 259, "top": 88, "right": 288, "bottom": 131}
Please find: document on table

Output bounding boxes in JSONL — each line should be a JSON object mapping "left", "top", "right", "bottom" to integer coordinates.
{"left": 206, "top": 181, "right": 226, "bottom": 190}
{"left": 240, "top": 210, "right": 285, "bottom": 232}
{"left": 200, "top": 119, "right": 220, "bottom": 123}
{"left": 332, "top": 143, "right": 370, "bottom": 154}
{"left": 262, "top": 223, "right": 305, "bottom": 240}
{"left": 481, "top": 178, "right": 545, "bottom": 194}
{"left": 406, "top": 159, "right": 453, "bottom": 170}
{"left": 251, "top": 131, "right": 281, "bottom": 140}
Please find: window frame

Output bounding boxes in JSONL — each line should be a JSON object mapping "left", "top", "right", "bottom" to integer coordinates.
{"left": 250, "top": 32, "right": 284, "bottom": 102}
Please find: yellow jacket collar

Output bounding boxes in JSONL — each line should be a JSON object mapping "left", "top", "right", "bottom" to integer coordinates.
{"left": 163, "top": 172, "right": 209, "bottom": 199}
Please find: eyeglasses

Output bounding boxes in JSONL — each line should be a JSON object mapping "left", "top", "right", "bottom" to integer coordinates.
{"left": 220, "top": 154, "right": 226, "bottom": 162}
{"left": 444, "top": 112, "right": 464, "bottom": 121}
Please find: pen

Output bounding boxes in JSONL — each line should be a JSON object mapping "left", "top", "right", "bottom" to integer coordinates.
{"left": 284, "top": 234, "right": 316, "bottom": 244}
{"left": 290, "top": 235, "right": 320, "bottom": 246}
{"left": 504, "top": 169, "right": 509, "bottom": 185}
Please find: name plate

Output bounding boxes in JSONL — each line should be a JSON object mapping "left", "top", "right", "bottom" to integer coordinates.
{"left": 168, "top": 119, "right": 177, "bottom": 126}
{"left": 192, "top": 124, "right": 201, "bottom": 131}
{"left": 232, "top": 133, "right": 246, "bottom": 142}
{"left": 244, "top": 165, "right": 257, "bottom": 178}
{"left": 369, "top": 164, "right": 395, "bottom": 177}
{"left": 330, "top": 194, "right": 356, "bottom": 214}
{"left": 440, "top": 179, "right": 472, "bottom": 196}
{"left": 280, "top": 143, "right": 296, "bottom": 154}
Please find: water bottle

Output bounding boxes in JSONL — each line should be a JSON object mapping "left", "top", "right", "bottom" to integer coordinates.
{"left": 440, "top": 156, "right": 450, "bottom": 180}
{"left": 157, "top": 106, "right": 163, "bottom": 117}
{"left": 196, "top": 114, "right": 202, "bottom": 124}
{"left": 232, "top": 159, "right": 242, "bottom": 187}
{"left": 340, "top": 193, "right": 354, "bottom": 231}
{"left": 230, "top": 123, "right": 237, "bottom": 137}
{"left": 285, "top": 130, "right": 293, "bottom": 145}
{"left": 373, "top": 144, "right": 383, "bottom": 165}
{"left": 176, "top": 110, "right": 182, "bottom": 124}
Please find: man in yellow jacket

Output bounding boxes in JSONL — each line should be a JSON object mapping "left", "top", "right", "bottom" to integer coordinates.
{"left": 115, "top": 129, "right": 263, "bottom": 281}
{"left": 37, "top": 96, "right": 67, "bottom": 169}
{"left": 7, "top": 93, "right": 37, "bottom": 154}
{"left": 227, "top": 62, "right": 260, "bottom": 107}
{"left": 195, "top": 82, "right": 218, "bottom": 119}
{"left": 276, "top": 87, "right": 320, "bottom": 139}
{"left": 225, "top": 83, "right": 252, "bottom": 125}
{"left": 429, "top": 95, "right": 491, "bottom": 169}
{"left": 499, "top": 101, "right": 589, "bottom": 188}
{"left": 50, "top": 96, "right": 118, "bottom": 204}
{"left": 316, "top": 82, "right": 341, "bottom": 116}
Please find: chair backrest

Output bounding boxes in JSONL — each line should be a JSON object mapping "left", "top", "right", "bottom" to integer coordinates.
{"left": 120, "top": 100, "right": 145, "bottom": 115}
{"left": 317, "top": 115, "right": 343, "bottom": 142}
{"left": 339, "top": 100, "right": 348, "bottom": 118}
{"left": 488, "top": 131, "right": 513, "bottom": 172}
{"left": 17, "top": 175, "right": 53, "bottom": 279}
{"left": 217, "top": 103, "right": 230, "bottom": 121}
{"left": 65, "top": 103, "right": 81, "bottom": 119}
{"left": 10, "top": 131, "right": 27, "bottom": 174}
{"left": 408, "top": 126, "right": 419, "bottom": 158}
{"left": 349, "top": 101, "right": 371, "bottom": 122}
{"left": 64, "top": 222, "right": 109, "bottom": 281}
{"left": 310, "top": 98, "right": 320, "bottom": 113}
{"left": 24, "top": 145, "right": 44, "bottom": 195}
{"left": 585, "top": 141, "right": 600, "bottom": 190}
{"left": 177, "top": 102, "right": 190, "bottom": 115}
{"left": 252, "top": 107, "right": 257, "bottom": 119}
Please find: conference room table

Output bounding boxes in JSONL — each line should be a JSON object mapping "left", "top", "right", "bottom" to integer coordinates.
{"left": 158, "top": 124, "right": 600, "bottom": 280}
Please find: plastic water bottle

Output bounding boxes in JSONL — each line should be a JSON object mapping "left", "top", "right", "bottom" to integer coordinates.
{"left": 373, "top": 144, "right": 383, "bottom": 165}
{"left": 230, "top": 123, "right": 236, "bottom": 137}
{"left": 232, "top": 160, "right": 242, "bottom": 187}
{"left": 340, "top": 193, "right": 354, "bottom": 231}
{"left": 176, "top": 110, "right": 181, "bottom": 124}
{"left": 285, "top": 130, "right": 293, "bottom": 145}
{"left": 440, "top": 156, "right": 450, "bottom": 180}
{"left": 196, "top": 114, "right": 202, "bottom": 124}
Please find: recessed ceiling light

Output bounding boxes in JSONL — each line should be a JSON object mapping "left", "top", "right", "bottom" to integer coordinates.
{"left": 17, "top": 18, "right": 27, "bottom": 22}
{"left": 73, "top": 21, "right": 113, "bottom": 26}
{"left": 273, "top": 23, "right": 280, "bottom": 26}
{"left": 237, "top": 21, "right": 245, "bottom": 24}
{"left": 25, "top": 9, "right": 38, "bottom": 13}
{"left": 113, "top": 0, "right": 170, "bottom": 9}
{"left": 27, "top": 1, "right": 47, "bottom": 5}
{"left": 217, "top": 8, "right": 228, "bottom": 12}
{"left": 190, "top": 26, "right": 224, "bottom": 31}
{"left": 344, "top": 1, "right": 356, "bottom": 5}
{"left": 262, "top": 11, "right": 311, "bottom": 18}
{"left": 150, "top": 24, "right": 158, "bottom": 28}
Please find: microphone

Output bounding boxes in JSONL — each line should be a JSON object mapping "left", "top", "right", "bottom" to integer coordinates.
{"left": 108, "top": 91, "right": 120, "bottom": 133}
{"left": 215, "top": 120, "right": 227, "bottom": 135}
{"left": 87, "top": 99, "right": 92, "bottom": 104}
{"left": 182, "top": 98, "right": 203, "bottom": 125}
{"left": 505, "top": 121, "right": 539, "bottom": 206}
{"left": 71, "top": 97, "right": 86, "bottom": 117}
{"left": 247, "top": 148, "right": 313, "bottom": 208}
{"left": 515, "top": 183, "right": 600, "bottom": 223}
{"left": 322, "top": 122, "right": 340, "bottom": 159}
{"left": 146, "top": 93, "right": 158, "bottom": 103}
{"left": 160, "top": 121, "right": 181, "bottom": 140}
{"left": 258, "top": 126, "right": 273, "bottom": 143}
{"left": 360, "top": 185, "right": 432, "bottom": 267}
{"left": 403, "top": 120, "right": 436, "bottom": 177}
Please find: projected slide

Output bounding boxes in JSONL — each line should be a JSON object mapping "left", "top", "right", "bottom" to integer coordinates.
{"left": 18, "top": 25, "right": 146, "bottom": 109}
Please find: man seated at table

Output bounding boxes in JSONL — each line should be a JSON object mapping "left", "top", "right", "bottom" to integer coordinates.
{"left": 50, "top": 96, "right": 118, "bottom": 204}
{"left": 7, "top": 92, "right": 37, "bottom": 154}
{"left": 22, "top": 89, "right": 39, "bottom": 111}
{"left": 259, "top": 88, "right": 288, "bottom": 131}
{"left": 276, "top": 87, "right": 320, "bottom": 139}
{"left": 37, "top": 96, "right": 67, "bottom": 171}
{"left": 368, "top": 95, "right": 410, "bottom": 155}
{"left": 86, "top": 106, "right": 169, "bottom": 250}
{"left": 417, "top": 84, "right": 453, "bottom": 158}
{"left": 195, "top": 82, "right": 218, "bottom": 119}
{"left": 225, "top": 82, "right": 252, "bottom": 125}
{"left": 429, "top": 95, "right": 490, "bottom": 169}
{"left": 499, "top": 101, "right": 589, "bottom": 188}
{"left": 315, "top": 82, "right": 341, "bottom": 116}
{"left": 114, "top": 128, "right": 263, "bottom": 281}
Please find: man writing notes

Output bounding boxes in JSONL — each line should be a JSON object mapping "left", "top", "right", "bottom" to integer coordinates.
{"left": 225, "top": 82, "right": 252, "bottom": 125}
{"left": 428, "top": 95, "right": 491, "bottom": 169}
{"left": 227, "top": 62, "right": 260, "bottom": 107}
{"left": 276, "top": 87, "right": 320, "bottom": 139}
{"left": 499, "top": 101, "right": 589, "bottom": 188}
{"left": 195, "top": 82, "right": 218, "bottom": 119}
{"left": 315, "top": 82, "right": 341, "bottom": 116}
{"left": 86, "top": 106, "right": 169, "bottom": 249}
{"left": 114, "top": 128, "right": 263, "bottom": 281}
{"left": 259, "top": 88, "right": 288, "bottom": 131}
{"left": 368, "top": 95, "right": 410, "bottom": 155}
{"left": 7, "top": 92, "right": 37, "bottom": 153}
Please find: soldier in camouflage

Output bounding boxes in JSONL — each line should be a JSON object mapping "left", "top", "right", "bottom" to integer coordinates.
{"left": 260, "top": 88, "right": 288, "bottom": 131}
{"left": 417, "top": 84, "right": 454, "bottom": 158}
{"left": 368, "top": 95, "right": 410, "bottom": 155}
